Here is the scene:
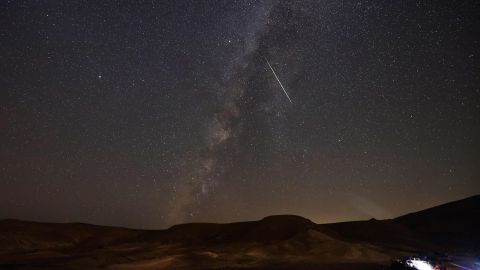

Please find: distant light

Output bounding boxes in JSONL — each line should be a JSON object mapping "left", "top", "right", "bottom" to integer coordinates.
{"left": 451, "top": 262, "right": 475, "bottom": 270}
{"left": 406, "top": 258, "right": 434, "bottom": 270}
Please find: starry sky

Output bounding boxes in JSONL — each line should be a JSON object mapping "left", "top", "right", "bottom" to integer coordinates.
{"left": 1, "top": 0, "right": 479, "bottom": 229}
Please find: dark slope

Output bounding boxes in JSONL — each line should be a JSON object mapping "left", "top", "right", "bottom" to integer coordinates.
{"left": 395, "top": 194, "right": 480, "bottom": 225}
{"left": 322, "top": 195, "right": 480, "bottom": 252}
{"left": 321, "top": 219, "right": 426, "bottom": 250}
{"left": 395, "top": 195, "right": 480, "bottom": 250}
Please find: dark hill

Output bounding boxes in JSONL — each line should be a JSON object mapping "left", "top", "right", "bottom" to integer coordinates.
{"left": 322, "top": 195, "right": 480, "bottom": 252}
{"left": 145, "top": 215, "right": 316, "bottom": 244}
{"left": 0, "top": 219, "right": 143, "bottom": 251}
{"left": 395, "top": 195, "right": 480, "bottom": 250}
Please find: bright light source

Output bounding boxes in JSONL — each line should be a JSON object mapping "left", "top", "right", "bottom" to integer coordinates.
{"left": 406, "top": 258, "right": 434, "bottom": 270}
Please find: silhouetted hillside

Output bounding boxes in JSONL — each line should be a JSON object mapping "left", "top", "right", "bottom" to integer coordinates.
{"left": 395, "top": 195, "right": 480, "bottom": 250}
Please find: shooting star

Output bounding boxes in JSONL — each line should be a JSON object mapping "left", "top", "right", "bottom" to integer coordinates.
{"left": 265, "top": 57, "right": 293, "bottom": 104}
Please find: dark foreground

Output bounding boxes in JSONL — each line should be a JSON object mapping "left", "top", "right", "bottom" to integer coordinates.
{"left": 1, "top": 195, "right": 479, "bottom": 269}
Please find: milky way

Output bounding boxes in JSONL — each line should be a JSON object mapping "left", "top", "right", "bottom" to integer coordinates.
{"left": 167, "top": 2, "right": 276, "bottom": 224}
{"left": 1, "top": 0, "right": 479, "bottom": 229}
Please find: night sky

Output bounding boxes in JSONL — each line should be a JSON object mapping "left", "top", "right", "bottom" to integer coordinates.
{"left": 1, "top": 0, "right": 479, "bottom": 229}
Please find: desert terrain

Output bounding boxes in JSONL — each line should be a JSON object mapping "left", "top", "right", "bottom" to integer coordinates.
{"left": 1, "top": 195, "right": 479, "bottom": 269}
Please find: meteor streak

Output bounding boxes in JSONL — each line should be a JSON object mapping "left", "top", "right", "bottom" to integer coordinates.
{"left": 265, "top": 57, "right": 293, "bottom": 104}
